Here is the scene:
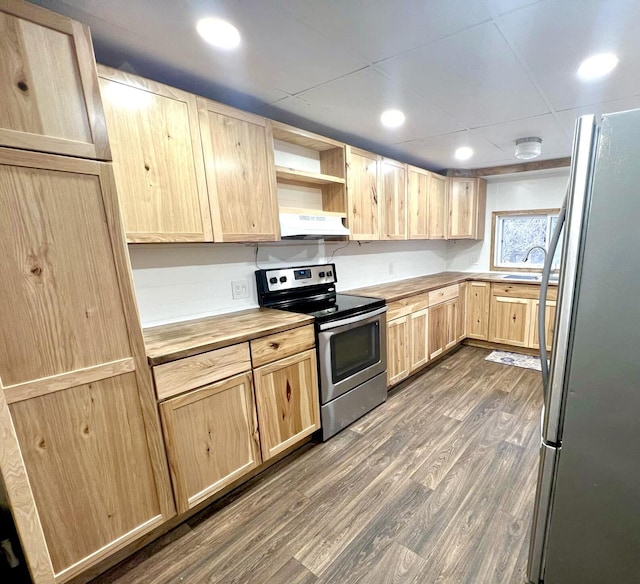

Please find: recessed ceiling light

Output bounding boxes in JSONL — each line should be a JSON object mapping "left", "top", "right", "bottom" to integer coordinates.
{"left": 454, "top": 146, "right": 473, "bottom": 161}
{"left": 380, "top": 109, "right": 405, "bottom": 128}
{"left": 196, "top": 17, "right": 241, "bottom": 50}
{"left": 577, "top": 53, "right": 619, "bottom": 81}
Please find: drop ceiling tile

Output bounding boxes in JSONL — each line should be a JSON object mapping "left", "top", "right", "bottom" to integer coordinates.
{"left": 487, "top": 0, "right": 543, "bottom": 16}
{"left": 296, "top": 68, "right": 465, "bottom": 142}
{"left": 393, "top": 130, "right": 508, "bottom": 169}
{"left": 275, "top": 0, "right": 490, "bottom": 62}
{"left": 555, "top": 95, "right": 640, "bottom": 135}
{"left": 377, "top": 22, "right": 549, "bottom": 128}
{"left": 500, "top": 0, "right": 640, "bottom": 110}
{"left": 472, "top": 114, "right": 572, "bottom": 160}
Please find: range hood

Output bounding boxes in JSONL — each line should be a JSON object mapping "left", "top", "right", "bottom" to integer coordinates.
{"left": 279, "top": 210, "right": 350, "bottom": 239}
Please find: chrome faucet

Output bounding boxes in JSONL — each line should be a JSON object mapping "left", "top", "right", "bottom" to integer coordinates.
{"left": 522, "top": 245, "right": 547, "bottom": 263}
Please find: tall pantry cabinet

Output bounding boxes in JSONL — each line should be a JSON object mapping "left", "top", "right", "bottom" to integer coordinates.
{"left": 0, "top": 3, "right": 174, "bottom": 584}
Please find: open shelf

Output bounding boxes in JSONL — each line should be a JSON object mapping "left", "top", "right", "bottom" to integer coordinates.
{"left": 279, "top": 206, "right": 347, "bottom": 219}
{"left": 272, "top": 121, "right": 344, "bottom": 152}
{"left": 275, "top": 166, "right": 346, "bottom": 187}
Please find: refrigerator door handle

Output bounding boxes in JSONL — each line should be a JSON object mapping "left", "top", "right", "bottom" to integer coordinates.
{"left": 539, "top": 200, "right": 567, "bottom": 397}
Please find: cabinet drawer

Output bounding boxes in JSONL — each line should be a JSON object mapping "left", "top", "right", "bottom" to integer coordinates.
{"left": 490, "top": 283, "right": 557, "bottom": 301}
{"left": 428, "top": 284, "right": 459, "bottom": 306}
{"left": 250, "top": 325, "right": 315, "bottom": 368}
{"left": 153, "top": 343, "right": 251, "bottom": 400}
{"left": 387, "top": 293, "right": 430, "bottom": 321}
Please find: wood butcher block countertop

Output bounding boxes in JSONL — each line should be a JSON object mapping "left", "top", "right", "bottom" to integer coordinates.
{"left": 144, "top": 308, "right": 314, "bottom": 365}
{"left": 348, "top": 271, "right": 556, "bottom": 302}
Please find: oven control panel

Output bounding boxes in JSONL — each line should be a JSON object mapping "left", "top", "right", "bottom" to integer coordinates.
{"left": 257, "top": 264, "right": 337, "bottom": 293}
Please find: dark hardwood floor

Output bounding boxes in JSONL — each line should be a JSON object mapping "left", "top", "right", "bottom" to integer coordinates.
{"left": 92, "top": 346, "right": 543, "bottom": 584}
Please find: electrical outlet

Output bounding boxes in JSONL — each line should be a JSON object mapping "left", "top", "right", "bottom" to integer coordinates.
{"left": 231, "top": 280, "right": 249, "bottom": 300}
{"left": 469, "top": 255, "right": 479, "bottom": 266}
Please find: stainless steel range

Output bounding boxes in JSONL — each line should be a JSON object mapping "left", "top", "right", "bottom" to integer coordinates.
{"left": 256, "top": 263, "right": 387, "bottom": 440}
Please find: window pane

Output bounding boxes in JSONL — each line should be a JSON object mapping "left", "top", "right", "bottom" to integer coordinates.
{"left": 550, "top": 216, "right": 562, "bottom": 269}
{"left": 499, "top": 215, "right": 547, "bottom": 266}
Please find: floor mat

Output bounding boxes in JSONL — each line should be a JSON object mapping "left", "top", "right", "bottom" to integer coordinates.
{"left": 485, "top": 350, "right": 542, "bottom": 372}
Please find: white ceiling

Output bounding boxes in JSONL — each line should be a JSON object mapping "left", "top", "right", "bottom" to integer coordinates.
{"left": 32, "top": 0, "right": 640, "bottom": 170}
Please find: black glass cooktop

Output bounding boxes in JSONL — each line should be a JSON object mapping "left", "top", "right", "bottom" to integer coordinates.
{"left": 284, "top": 293, "right": 385, "bottom": 323}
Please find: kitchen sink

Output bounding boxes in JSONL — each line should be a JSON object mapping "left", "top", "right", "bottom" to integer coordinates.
{"left": 502, "top": 273, "right": 559, "bottom": 282}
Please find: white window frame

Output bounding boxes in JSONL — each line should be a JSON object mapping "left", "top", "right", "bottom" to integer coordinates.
{"left": 491, "top": 208, "right": 561, "bottom": 272}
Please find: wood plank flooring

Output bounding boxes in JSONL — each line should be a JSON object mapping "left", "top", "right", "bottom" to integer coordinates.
{"left": 91, "top": 346, "right": 542, "bottom": 584}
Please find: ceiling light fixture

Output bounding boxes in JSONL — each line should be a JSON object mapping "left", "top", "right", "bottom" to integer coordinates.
{"left": 454, "top": 146, "right": 473, "bottom": 161}
{"left": 380, "top": 109, "right": 405, "bottom": 128}
{"left": 514, "top": 137, "right": 543, "bottom": 160}
{"left": 196, "top": 17, "right": 241, "bottom": 50}
{"left": 577, "top": 53, "right": 619, "bottom": 81}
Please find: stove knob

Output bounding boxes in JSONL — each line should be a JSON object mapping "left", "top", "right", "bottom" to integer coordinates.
{"left": 279, "top": 276, "right": 287, "bottom": 283}
{"left": 269, "top": 277, "right": 278, "bottom": 284}
{"left": 327, "top": 270, "right": 333, "bottom": 277}
{"left": 318, "top": 271, "right": 325, "bottom": 278}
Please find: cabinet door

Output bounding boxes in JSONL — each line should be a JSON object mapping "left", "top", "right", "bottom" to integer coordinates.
{"left": 254, "top": 349, "right": 320, "bottom": 461}
{"left": 407, "top": 166, "right": 429, "bottom": 239}
{"left": 466, "top": 281, "right": 490, "bottom": 340}
{"left": 387, "top": 316, "right": 410, "bottom": 385}
{"left": 445, "top": 299, "right": 459, "bottom": 350}
{"left": 488, "top": 296, "right": 532, "bottom": 347}
{"left": 0, "top": 2, "right": 109, "bottom": 159}
{"left": 380, "top": 158, "right": 407, "bottom": 240}
{"left": 347, "top": 147, "right": 379, "bottom": 240}
{"left": 427, "top": 172, "right": 448, "bottom": 239}
{"left": 530, "top": 299, "right": 557, "bottom": 351}
{"left": 457, "top": 282, "right": 467, "bottom": 341}
{"left": 409, "top": 309, "right": 429, "bottom": 372}
{"left": 428, "top": 303, "right": 448, "bottom": 360}
{"left": 160, "top": 372, "right": 260, "bottom": 513}
{"left": 0, "top": 150, "right": 173, "bottom": 582}
{"left": 198, "top": 98, "right": 279, "bottom": 242}
{"left": 448, "top": 178, "right": 486, "bottom": 239}
{"left": 98, "top": 68, "right": 212, "bottom": 243}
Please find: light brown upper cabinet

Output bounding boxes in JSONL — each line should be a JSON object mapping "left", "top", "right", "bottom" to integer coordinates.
{"left": 98, "top": 67, "right": 212, "bottom": 243}
{"left": 448, "top": 177, "right": 487, "bottom": 240}
{"left": 198, "top": 98, "right": 279, "bottom": 242}
{"left": 0, "top": 149, "right": 173, "bottom": 582}
{"left": 346, "top": 146, "right": 379, "bottom": 240}
{"left": 380, "top": 158, "right": 407, "bottom": 240}
{"left": 407, "top": 166, "right": 449, "bottom": 239}
{"left": 0, "top": 2, "right": 110, "bottom": 160}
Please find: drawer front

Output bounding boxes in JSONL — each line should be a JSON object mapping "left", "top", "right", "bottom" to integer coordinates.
{"left": 387, "top": 293, "right": 430, "bottom": 321}
{"left": 428, "top": 284, "right": 459, "bottom": 306}
{"left": 251, "top": 325, "right": 315, "bottom": 368}
{"left": 490, "top": 282, "right": 557, "bottom": 301}
{"left": 153, "top": 343, "right": 251, "bottom": 400}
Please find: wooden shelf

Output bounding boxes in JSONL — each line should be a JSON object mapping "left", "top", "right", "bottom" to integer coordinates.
{"left": 275, "top": 166, "right": 346, "bottom": 187}
{"left": 279, "top": 207, "right": 347, "bottom": 219}
{"left": 272, "top": 121, "right": 344, "bottom": 151}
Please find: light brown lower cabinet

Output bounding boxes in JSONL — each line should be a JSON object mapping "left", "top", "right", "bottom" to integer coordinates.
{"left": 409, "top": 308, "right": 429, "bottom": 372}
{"left": 428, "top": 302, "right": 448, "bottom": 360}
{"left": 253, "top": 349, "right": 320, "bottom": 461}
{"left": 387, "top": 316, "right": 410, "bottom": 385}
{"left": 488, "top": 295, "right": 531, "bottom": 347}
{"left": 466, "top": 281, "right": 490, "bottom": 340}
{"left": 160, "top": 372, "right": 261, "bottom": 513}
{"left": 530, "top": 299, "right": 557, "bottom": 351}
{"left": 457, "top": 282, "right": 467, "bottom": 341}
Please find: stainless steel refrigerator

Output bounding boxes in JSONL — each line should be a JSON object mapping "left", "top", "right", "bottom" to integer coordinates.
{"left": 527, "top": 109, "right": 640, "bottom": 583}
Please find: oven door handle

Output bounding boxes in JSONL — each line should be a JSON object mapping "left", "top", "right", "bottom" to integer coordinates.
{"left": 318, "top": 306, "right": 387, "bottom": 331}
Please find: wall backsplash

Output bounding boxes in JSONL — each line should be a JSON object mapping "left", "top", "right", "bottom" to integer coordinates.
{"left": 130, "top": 239, "right": 449, "bottom": 327}
{"left": 130, "top": 170, "right": 570, "bottom": 328}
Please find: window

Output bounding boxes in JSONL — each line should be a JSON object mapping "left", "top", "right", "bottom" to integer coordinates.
{"left": 491, "top": 209, "right": 562, "bottom": 271}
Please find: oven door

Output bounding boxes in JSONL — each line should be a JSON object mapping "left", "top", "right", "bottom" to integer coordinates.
{"left": 317, "top": 307, "right": 387, "bottom": 404}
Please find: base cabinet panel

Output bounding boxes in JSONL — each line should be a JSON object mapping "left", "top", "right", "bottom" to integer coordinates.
{"left": 428, "top": 303, "right": 448, "bottom": 360}
{"left": 387, "top": 316, "right": 410, "bottom": 385}
{"left": 466, "top": 282, "right": 490, "bottom": 340}
{"left": 160, "top": 372, "right": 261, "bottom": 513}
{"left": 488, "top": 296, "right": 531, "bottom": 347}
{"left": 254, "top": 349, "right": 320, "bottom": 461}
{"left": 409, "top": 309, "right": 429, "bottom": 372}
{"left": 10, "top": 373, "right": 163, "bottom": 577}
{"left": 530, "top": 299, "right": 557, "bottom": 351}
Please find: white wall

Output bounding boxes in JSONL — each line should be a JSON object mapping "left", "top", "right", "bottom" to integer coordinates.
{"left": 130, "top": 239, "right": 448, "bottom": 327}
{"left": 446, "top": 170, "right": 570, "bottom": 272}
